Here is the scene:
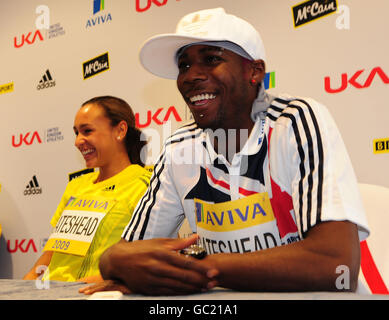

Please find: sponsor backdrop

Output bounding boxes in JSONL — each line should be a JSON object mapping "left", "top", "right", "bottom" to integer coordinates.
{"left": 0, "top": 0, "right": 388, "bottom": 287}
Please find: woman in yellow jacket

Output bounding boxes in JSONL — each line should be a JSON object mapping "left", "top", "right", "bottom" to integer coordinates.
{"left": 23, "top": 96, "right": 151, "bottom": 283}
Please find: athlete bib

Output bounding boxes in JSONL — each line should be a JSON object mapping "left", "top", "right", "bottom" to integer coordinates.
{"left": 194, "top": 192, "right": 282, "bottom": 254}
{"left": 44, "top": 196, "right": 116, "bottom": 256}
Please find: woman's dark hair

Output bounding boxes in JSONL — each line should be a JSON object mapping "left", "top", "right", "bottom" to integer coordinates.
{"left": 81, "top": 96, "right": 147, "bottom": 167}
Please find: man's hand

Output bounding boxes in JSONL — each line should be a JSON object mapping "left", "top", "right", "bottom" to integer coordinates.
{"left": 97, "top": 235, "right": 219, "bottom": 296}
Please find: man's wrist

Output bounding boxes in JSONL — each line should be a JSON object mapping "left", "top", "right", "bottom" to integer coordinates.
{"left": 99, "top": 245, "right": 117, "bottom": 280}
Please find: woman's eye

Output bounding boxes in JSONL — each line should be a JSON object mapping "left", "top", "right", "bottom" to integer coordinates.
{"left": 79, "top": 128, "right": 92, "bottom": 135}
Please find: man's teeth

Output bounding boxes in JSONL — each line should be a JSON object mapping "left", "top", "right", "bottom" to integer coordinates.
{"left": 189, "top": 93, "right": 216, "bottom": 103}
{"left": 82, "top": 149, "right": 94, "bottom": 155}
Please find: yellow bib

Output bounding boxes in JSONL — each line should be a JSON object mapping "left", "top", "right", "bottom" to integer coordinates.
{"left": 44, "top": 196, "right": 116, "bottom": 256}
{"left": 44, "top": 165, "right": 151, "bottom": 282}
{"left": 195, "top": 193, "right": 282, "bottom": 254}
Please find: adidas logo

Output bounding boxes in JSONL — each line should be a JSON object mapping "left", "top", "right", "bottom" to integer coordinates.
{"left": 103, "top": 185, "right": 116, "bottom": 191}
{"left": 24, "top": 175, "right": 42, "bottom": 195}
{"left": 37, "top": 69, "right": 56, "bottom": 90}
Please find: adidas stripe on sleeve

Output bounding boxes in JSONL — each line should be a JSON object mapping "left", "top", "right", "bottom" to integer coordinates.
{"left": 269, "top": 97, "right": 369, "bottom": 240}
{"left": 122, "top": 122, "right": 200, "bottom": 241}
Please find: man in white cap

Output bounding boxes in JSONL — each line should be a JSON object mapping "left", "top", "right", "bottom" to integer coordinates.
{"left": 81, "top": 8, "right": 369, "bottom": 296}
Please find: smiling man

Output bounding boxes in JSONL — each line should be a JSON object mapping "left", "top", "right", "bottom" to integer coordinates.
{"left": 176, "top": 45, "right": 258, "bottom": 132}
{"left": 81, "top": 7, "right": 369, "bottom": 296}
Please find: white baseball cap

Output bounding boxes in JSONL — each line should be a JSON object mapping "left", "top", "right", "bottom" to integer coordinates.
{"left": 139, "top": 7, "right": 266, "bottom": 79}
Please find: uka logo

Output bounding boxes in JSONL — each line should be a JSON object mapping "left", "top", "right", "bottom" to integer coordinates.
{"left": 14, "top": 5, "right": 47, "bottom": 48}
{"left": 7, "top": 239, "right": 38, "bottom": 253}
{"left": 14, "top": 5, "right": 63, "bottom": 48}
{"left": 136, "top": 0, "right": 168, "bottom": 12}
{"left": 325, "top": 67, "right": 389, "bottom": 93}
{"left": 36, "top": 5, "right": 66, "bottom": 39}
{"left": 12, "top": 127, "right": 64, "bottom": 147}
{"left": 14, "top": 30, "right": 44, "bottom": 48}
{"left": 12, "top": 131, "right": 42, "bottom": 147}
{"left": 136, "top": 106, "right": 182, "bottom": 128}
{"left": 86, "top": 0, "right": 112, "bottom": 28}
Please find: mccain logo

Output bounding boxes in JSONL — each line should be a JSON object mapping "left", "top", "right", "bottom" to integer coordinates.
{"left": 83, "top": 52, "right": 110, "bottom": 79}
{"left": 292, "top": 0, "right": 337, "bottom": 28}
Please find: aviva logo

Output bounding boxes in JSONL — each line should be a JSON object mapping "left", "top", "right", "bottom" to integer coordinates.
{"left": 264, "top": 71, "right": 275, "bottom": 90}
{"left": 195, "top": 193, "right": 275, "bottom": 232}
{"left": 86, "top": 0, "right": 112, "bottom": 28}
{"left": 65, "top": 196, "right": 112, "bottom": 212}
{"left": 93, "top": 0, "right": 104, "bottom": 14}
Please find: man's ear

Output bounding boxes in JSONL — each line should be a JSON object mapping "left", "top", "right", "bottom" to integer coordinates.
{"left": 251, "top": 59, "right": 266, "bottom": 84}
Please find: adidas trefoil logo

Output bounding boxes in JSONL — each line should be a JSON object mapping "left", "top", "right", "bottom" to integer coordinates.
{"left": 24, "top": 175, "right": 42, "bottom": 195}
{"left": 37, "top": 69, "right": 56, "bottom": 90}
{"left": 103, "top": 185, "right": 116, "bottom": 191}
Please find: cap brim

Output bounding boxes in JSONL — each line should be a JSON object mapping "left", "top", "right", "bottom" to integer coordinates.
{"left": 139, "top": 34, "right": 222, "bottom": 80}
